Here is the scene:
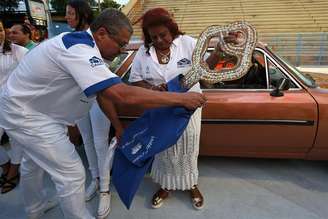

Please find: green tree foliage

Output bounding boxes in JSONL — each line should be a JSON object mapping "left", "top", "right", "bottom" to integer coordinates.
{"left": 100, "top": 0, "right": 121, "bottom": 10}
{"left": 0, "top": 0, "right": 19, "bottom": 13}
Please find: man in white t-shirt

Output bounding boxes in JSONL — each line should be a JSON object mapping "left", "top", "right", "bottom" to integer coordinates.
{"left": 0, "top": 9, "right": 206, "bottom": 219}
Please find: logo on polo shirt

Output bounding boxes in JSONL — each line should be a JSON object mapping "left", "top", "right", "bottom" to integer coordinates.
{"left": 177, "top": 58, "right": 191, "bottom": 68}
{"left": 145, "top": 66, "right": 150, "bottom": 74}
{"left": 89, "top": 56, "right": 104, "bottom": 67}
{"left": 131, "top": 143, "right": 142, "bottom": 155}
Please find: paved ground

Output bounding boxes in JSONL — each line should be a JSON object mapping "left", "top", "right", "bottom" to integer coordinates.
{"left": 0, "top": 146, "right": 328, "bottom": 219}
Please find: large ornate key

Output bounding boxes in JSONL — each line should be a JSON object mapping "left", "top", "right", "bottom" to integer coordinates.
{"left": 181, "top": 21, "right": 257, "bottom": 89}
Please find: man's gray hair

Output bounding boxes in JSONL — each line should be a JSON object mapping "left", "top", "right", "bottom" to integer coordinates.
{"left": 90, "top": 8, "right": 133, "bottom": 35}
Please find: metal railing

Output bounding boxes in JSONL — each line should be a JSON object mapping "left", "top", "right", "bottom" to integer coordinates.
{"left": 263, "top": 32, "right": 328, "bottom": 66}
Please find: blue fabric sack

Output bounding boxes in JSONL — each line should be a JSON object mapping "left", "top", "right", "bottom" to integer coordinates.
{"left": 112, "top": 75, "right": 194, "bottom": 209}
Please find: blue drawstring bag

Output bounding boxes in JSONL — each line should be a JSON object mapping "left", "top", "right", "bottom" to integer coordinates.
{"left": 112, "top": 75, "right": 194, "bottom": 209}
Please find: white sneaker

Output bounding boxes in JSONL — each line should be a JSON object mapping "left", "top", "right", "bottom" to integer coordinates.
{"left": 97, "top": 191, "right": 111, "bottom": 219}
{"left": 85, "top": 178, "right": 99, "bottom": 201}
{"left": 27, "top": 197, "right": 59, "bottom": 219}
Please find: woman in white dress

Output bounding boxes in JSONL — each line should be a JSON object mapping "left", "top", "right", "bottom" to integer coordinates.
{"left": 0, "top": 19, "right": 28, "bottom": 193}
{"left": 129, "top": 8, "right": 205, "bottom": 210}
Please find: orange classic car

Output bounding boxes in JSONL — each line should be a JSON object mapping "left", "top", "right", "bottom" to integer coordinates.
{"left": 108, "top": 41, "right": 328, "bottom": 161}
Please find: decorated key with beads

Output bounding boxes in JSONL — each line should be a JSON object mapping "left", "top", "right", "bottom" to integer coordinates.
{"left": 181, "top": 21, "right": 257, "bottom": 89}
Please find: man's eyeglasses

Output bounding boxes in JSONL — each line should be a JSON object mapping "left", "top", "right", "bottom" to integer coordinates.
{"left": 112, "top": 37, "right": 128, "bottom": 49}
{"left": 103, "top": 26, "right": 128, "bottom": 49}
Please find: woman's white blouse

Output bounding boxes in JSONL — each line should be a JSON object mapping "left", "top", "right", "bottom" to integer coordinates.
{"left": 0, "top": 43, "right": 28, "bottom": 86}
{"left": 129, "top": 35, "right": 201, "bottom": 92}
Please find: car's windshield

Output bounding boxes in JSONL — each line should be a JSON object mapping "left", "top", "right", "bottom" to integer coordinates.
{"left": 266, "top": 47, "right": 317, "bottom": 88}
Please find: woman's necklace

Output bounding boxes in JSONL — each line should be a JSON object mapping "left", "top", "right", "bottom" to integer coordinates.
{"left": 157, "top": 49, "right": 171, "bottom": 64}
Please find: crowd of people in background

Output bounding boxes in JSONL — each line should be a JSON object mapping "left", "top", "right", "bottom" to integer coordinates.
{"left": 0, "top": 19, "right": 27, "bottom": 195}
{"left": 0, "top": 9, "right": 39, "bottom": 197}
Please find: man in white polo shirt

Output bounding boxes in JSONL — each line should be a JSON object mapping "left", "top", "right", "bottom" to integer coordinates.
{"left": 0, "top": 9, "right": 206, "bottom": 219}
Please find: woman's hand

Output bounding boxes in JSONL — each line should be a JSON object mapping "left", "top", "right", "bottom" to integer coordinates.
{"left": 212, "top": 32, "right": 240, "bottom": 59}
{"left": 223, "top": 31, "right": 243, "bottom": 44}
{"left": 213, "top": 43, "right": 224, "bottom": 56}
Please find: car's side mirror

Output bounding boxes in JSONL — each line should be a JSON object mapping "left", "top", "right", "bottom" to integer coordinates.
{"left": 270, "top": 78, "right": 290, "bottom": 97}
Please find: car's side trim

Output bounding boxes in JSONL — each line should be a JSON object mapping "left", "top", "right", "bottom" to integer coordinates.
{"left": 202, "top": 119, "right": 314, "bottom": 126}
{"left": 119, "top": 116, "right": 314, "bottom": 126}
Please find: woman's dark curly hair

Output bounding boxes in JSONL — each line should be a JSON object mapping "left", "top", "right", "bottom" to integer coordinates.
{"left": 0, "top": 19, "right": 11, "bottom": 54}
{"left": 136, "top": 8, "right": 184, "bottom": 54}
{"left": 67, "top": 0, "right": 94, "bottom": 31}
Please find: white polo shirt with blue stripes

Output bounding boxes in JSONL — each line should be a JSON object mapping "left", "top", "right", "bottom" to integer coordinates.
{"left": 0, "top": 29, "right": 121, "bottom": 127}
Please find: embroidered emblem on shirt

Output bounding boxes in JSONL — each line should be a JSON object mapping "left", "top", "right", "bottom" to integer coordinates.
{"left": 131, "top": 143, "right": 142, "bottom": 155}
{"left": 89, "top": 56, "right": 104, "bottom": 67}
{"left": 177, "top": 58, "right": 191, "bottom": 68}
{"left": 144, "top": 66, "right": 153, "bottom": 81}
{"left": 145, "top": 66, "right": 150, "bottom": 74}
